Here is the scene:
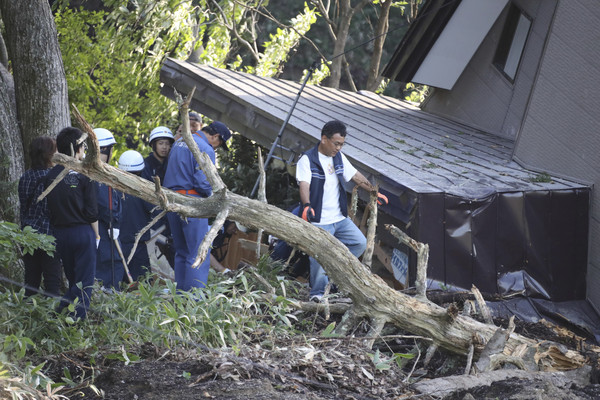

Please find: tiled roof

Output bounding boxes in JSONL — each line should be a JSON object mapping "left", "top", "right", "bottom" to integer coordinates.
{"left": 160, "top": 58, "right": 585, "bottom": 199}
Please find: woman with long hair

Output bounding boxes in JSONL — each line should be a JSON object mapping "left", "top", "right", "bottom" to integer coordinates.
{"left": 18, "top": 136, "right": 62, "bottom": 297}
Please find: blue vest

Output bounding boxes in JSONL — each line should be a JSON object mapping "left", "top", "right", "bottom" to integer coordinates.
{"left": 304, "top": 144, "right": 347, "bottom": 223}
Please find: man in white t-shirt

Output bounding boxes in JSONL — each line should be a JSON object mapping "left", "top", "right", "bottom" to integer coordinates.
{"left": 296, "top": 120, "right": 388, "bottom": 301}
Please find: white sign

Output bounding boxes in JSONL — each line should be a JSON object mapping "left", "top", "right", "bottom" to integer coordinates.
{"left": 391, "top": 248, "right": 408, "bottom": 286}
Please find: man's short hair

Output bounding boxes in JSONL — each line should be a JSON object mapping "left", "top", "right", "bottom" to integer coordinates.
{"left": 321, "top": 120, "right": 347, "bottom": 139}
{"left": 56, "top": 127, "right": 84, "bottom": 156}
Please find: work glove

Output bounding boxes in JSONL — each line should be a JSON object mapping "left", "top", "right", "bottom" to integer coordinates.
{"left": 108, "top": 228, "right": 120, "bottom": 240}
{"left": 300, "top": 203, "right": 315, "bottom": 222}
{"left": 377, "top": 193, "right": 389, "bottom": 206}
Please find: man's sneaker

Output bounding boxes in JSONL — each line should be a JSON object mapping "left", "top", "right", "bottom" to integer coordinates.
{"left": 309, "top": 295, "right": 323, "bottom": 303}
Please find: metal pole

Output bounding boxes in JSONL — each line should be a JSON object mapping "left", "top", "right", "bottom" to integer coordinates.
{"left": 108, "top": 186, "right": 115, "bottom": 288}
{"left": 250, "top": 61, "right": 320, "bottom": 198}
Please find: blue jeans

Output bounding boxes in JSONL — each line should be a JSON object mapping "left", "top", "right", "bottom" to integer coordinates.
{"left": 309, "top": 217, "right": 366, "bottom": 297}
{"left": 167, "top": 212, "right": 210, "bottom": 291}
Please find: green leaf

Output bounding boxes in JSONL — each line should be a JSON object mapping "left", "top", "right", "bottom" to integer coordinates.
{"left": 321, "top": 322, "right": 342, "bottom": 338}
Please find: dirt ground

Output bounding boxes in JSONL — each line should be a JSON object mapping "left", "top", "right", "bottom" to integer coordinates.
{"left": 40, "top": 311, "right": 600, "bottom": 400}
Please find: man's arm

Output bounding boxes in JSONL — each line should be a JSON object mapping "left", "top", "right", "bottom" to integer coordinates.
{"left": 351, "top": 171, "right": 389, "bottom": 206}
{"left": 351, "top": 171, "right": 376, "bottom": 192}
{"left": 298, "top": 181, "right": 311, "bottom": 205}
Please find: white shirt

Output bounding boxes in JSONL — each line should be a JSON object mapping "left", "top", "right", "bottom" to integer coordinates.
{"left": 296, "top": 151, "right": 357, "bottom": 225}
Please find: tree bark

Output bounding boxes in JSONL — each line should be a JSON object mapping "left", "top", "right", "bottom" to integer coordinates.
{"left": 365, "top": 0, "right": 391, "bottom": 92}
{"left": 0, "top": 0, "right": 70, "bottom": 166}
{"left": 0, "top": 62, "right": 23, "bottom": 222}
{"left": 326, "top": 0, "right": 370, "bottom": 89}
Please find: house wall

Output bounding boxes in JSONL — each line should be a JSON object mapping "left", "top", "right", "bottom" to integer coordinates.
{"left": 513, "top": 0, "right": 600, "bottom": 312}
{"left": 422, "top": 0, "right": 557, "bottom": 139}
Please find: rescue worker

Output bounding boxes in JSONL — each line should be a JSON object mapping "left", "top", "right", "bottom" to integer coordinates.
{"left": 119, "top": 150, "right": 156, "bottom": 281}
{"left": 93, "top": 128, "right": 123, "bottom": 290}
{"left": 174, "top": 112, "right": 202, "bottom": 142}
{"left": 141, "top": 125, "right": 176, "bottom": 268}
{"left": 163, "top": 121, "right": 232, "bottom": 291}
{"left": 141, "top": 126, "right": 174, "bottom": 184}
{"left": 45, "top": 127, "right": 99, "bottom": 319}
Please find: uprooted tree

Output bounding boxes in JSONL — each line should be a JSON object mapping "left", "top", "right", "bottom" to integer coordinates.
{"left": 46, "top": 97, "right": 592, "bottom": 375}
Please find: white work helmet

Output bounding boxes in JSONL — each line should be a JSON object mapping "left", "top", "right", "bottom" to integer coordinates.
{"left": 118, "top": 150, "right": 145, "bottom": 172}
{"left": 149, "top": 126, "right": 174, "bottom": 144}
{"left": 93, "top": 128, "right": 116, "bottom": 147}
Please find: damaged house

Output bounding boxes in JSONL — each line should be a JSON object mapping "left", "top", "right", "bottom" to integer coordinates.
{"left": 160, "top": 0, "right": 600, "bottom": 332}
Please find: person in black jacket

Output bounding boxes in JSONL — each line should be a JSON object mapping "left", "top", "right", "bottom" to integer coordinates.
{"left": 45, "top": 127, "right": 99, "bottom": 319}
{"left": 18, "top": 136, "right": 62, "bottom": 297}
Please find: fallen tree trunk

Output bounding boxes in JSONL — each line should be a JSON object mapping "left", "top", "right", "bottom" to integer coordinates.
{"left": 50, "top": 107, "right": 588, "bottom": 372}
{"left": 50, "top": 152, "right": 536, "bottom": 354}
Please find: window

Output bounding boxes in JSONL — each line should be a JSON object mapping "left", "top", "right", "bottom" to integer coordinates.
{"left": 494, "top": 4, "right": 532, "bottom": 82}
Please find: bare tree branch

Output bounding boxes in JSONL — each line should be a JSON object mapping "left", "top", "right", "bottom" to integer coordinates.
{"left": 126, "top": 209, "right": 167, "bottom": 265}
{"left": 195, "top": 208, "right": 229, "bottom": 268}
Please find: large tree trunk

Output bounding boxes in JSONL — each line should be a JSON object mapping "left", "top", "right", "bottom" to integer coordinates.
{"left": 0, "top": 0, "right": 70, "bottom": 165}
{"left": 0, "top": 62, "right": 22, "bottom": 222}
{"left": 0, "top": 0, "right": 70, "bottom": 223}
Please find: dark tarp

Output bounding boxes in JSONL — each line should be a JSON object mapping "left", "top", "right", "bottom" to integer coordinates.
{"left": 410, "top": 188, "right": 589, "bottom": 302}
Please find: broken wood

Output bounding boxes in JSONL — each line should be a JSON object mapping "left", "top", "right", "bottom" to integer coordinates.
{"left": 361, "top": 185, "right": 379, "bottom": 268}
{"left": 472, "top": 285, "right": 494, "bottom": 325}
{"left": 255, "top": 147, "right": 266, "bottom": 261}
{"left": 412, "top": 366, "right": 592, "bottom": 398}
{"left": 348, "top": 186, "right": 359, "bottom": 224}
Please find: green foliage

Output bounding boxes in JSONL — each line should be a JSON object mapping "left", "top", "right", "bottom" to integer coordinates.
{"left": 0, "top": 221, "right": 56, "bottom": 286}
{"left": 0, "top": 257, "right": 307, "bottom": 394}
{"left": 0, "top": 259, "right": 302, "bottom": 363}
{"left": 369, "top": 348, "right": 415, "bottom": 371}
{"left": 0, "top": 359, "right": 70, "bottom": 400}
{"left": 321, "top": 322, "right": 342, "bottom": 338}
{"left": 305, "top": 60, "right": 330, "bottom": 86}
{"left": 404, "top": 82, "right": 429, "bottom": 104}
{"left": 249, "top": 3, "right": 317, "bottom": 78}
{"left": 528, "top": 172, "right": 553, "bottom": 183}
{"left": 54, "top": 1, "right": 197, "bottom": 163}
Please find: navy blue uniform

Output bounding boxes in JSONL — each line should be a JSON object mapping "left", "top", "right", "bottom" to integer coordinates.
{"left": 120, "top": 192, "right": 156, "bottom": 281}
{"left": 141, "top": 152, "right": 167, "bottom": 184}
{"left": 163, "top": 133, "right": 214, "bottom": 291}
{"left": 142, "top": 152, "right": 174, "bottom": 266}
{"left": 95, "top": 183, "right": 123, "bottom": 289}
{"left": 45, "top": 165, "right": 98, "bottom": 319}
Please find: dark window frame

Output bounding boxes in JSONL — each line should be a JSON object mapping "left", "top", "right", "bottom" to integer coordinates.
{"left": 493, "top": 3, "right": 532, "bottom": 82}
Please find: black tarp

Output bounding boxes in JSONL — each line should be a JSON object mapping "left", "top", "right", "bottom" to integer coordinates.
{"left": 407, "top": 188, "right": 590, "bottom": 302}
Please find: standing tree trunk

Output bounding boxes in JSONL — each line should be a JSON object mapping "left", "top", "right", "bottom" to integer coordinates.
{"left": 0, "top": 0, "right": 70, "bottom": 160}
{"left": 0, "top": 0, "right": 70, "bottom": 222}
{"left": 365, "top": 0, "right": 392, "bottom": 92}
{"left": 0, "top": 62, "right": 22, "bottom": 222}
{"left": 323, "top": 0, "right": 370, "bottom": 89}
